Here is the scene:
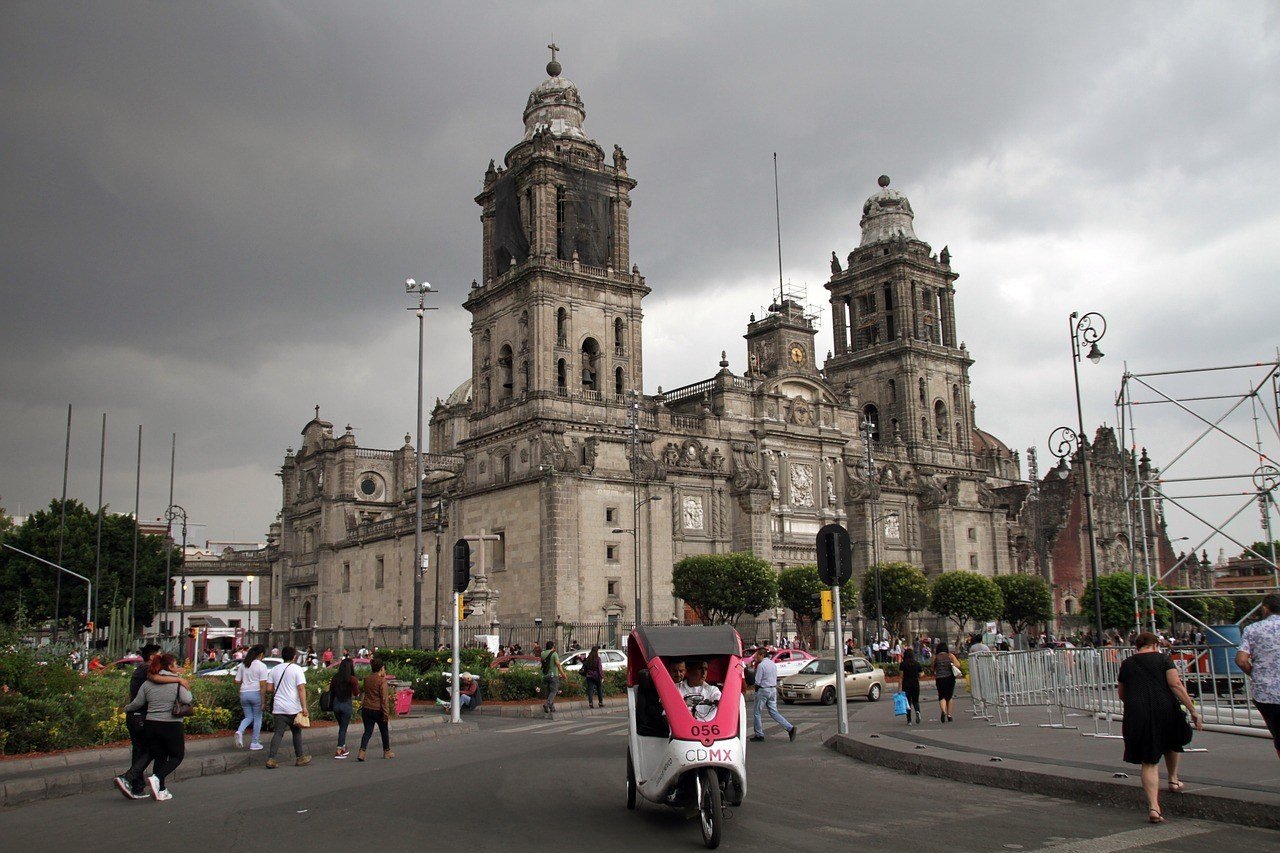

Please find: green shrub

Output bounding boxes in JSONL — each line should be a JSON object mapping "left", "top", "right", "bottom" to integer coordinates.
{"left": 186, "top": 704, "right": 233, "bottom": 735}
{"left": 378, "top": 648, "right": 494, "bottom": 674}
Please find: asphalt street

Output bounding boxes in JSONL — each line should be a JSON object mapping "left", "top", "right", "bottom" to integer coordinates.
{"left": 3, "top": 700, "right": 1274, "bottom": 852}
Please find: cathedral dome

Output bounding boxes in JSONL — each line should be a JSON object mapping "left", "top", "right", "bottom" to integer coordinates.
{"left": 859, "top": 175, "right": 918, "bottom": 246}
{"left": 444, "top": 377, "right": 473, "bottom": 407}
{"left": 522, "top": 57, "right": 588, "bottom": 142}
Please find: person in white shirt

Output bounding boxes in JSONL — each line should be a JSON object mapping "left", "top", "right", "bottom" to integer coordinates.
{"left": 265, "top": 646, "right": 310, "bottom": 769}
{"left": 678, "top": 660, "right": 722, "bottom": 721}
{"left": 234, "top": 645, "right": 269, "bottom": 750}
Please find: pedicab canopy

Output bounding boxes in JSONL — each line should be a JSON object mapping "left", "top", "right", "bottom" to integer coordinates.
{"left": 628, "top": 625, "right": 742, "bottom": 663}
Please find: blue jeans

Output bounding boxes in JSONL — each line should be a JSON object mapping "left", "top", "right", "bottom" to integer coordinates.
{"left": 237, "top": 692, "right": 264, "bottom": 744}
{"left": 585, "top": 677, "right": 603, "bottom": 706}
{"left": 333, "top": 700, "right": 353, "bottom": 748}
{"left": 752, "top": 687, "right": 792, "bottom": 738}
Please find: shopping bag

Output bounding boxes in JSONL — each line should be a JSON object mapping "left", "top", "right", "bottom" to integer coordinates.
{"left": 893, "top": 690, "right": 909, "bottom": 717}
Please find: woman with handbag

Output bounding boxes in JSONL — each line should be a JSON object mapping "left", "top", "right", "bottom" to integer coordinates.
{"left": 358, "top": 656, "right": 393, "bottom": 761}
{"left": 328, "top": 657, "right": 360, "bottom": 759}
{"left": 932, "top": 642, "right": 960, "bottom": 722}
{"left": 900, "top": 648, "right": 922, "bottom": 724}
{"left": 121, "top": 653, "right": 192, "bottom": 801}
{"left": 581, "top": 646, "right": 605, "bottom": 709}
{"left": 1117, "top": 632, "right": 1203, "bottom": 824}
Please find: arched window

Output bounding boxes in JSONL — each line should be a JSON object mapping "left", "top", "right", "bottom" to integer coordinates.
{"left": 888, "top": 379, "right": 897, "bottom": 403}
{"left": 614, "top": 317, "right": 625, "bottom": 352}
{"left": 955, "top": 421, "right": 962, "bottom": 446}
{"left": 302, "top": 600, "right": 312, "bottom": 628}
{"left": 615, "top": 366, "right": 624, "bottom": 396}
{"left": 581, "top": 337, "right": 600, "bottom": 390}
{"left": 935, "top": 400, "right": 950, "bottom": 443}
{"left": 556, "top": 308, "right": 568, "bottom": 347}
{"left": 953, "top": 384, "right": 962, "bottom": 411}
{"left": 497, "top": 453, "right": 511, "bottom": 484}
{"left": 918, "top": 377, "right": 927, "bottom": 405}
{"left": 556, "top": 358, "right": 567, "bottom": 391}
{"left": 498, "top": 344, "right": 514, "bottom": 399}
{"left": 863, "top": 404, "right": 880, "bottom": 442}
{"left": 890, "top": 417, "right": 899, "bottom": 438}
{"left": 921, "top": 416, "right": 928, "bottom": 439}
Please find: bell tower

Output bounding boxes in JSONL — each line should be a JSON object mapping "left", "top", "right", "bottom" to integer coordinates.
{"left": 465, "top": 48, "right": 647, "bottom": 428}
{"left": 824, "top": 176, "right": 975, "bottom": 469}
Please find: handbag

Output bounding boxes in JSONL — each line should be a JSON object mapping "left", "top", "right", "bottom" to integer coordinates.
{"left": 950, "top": 663, "right": 963, "bottom": 678}
{"left": 893, "top": 690, "right": 910, "bottom": 717}
{"left": 171, "top": 683, "right": 194, "bottom": 718}
{"left": 319, "top": 682, "right": 334, "bottom": 713}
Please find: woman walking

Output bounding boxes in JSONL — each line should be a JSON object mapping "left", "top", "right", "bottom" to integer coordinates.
{"left": 1118, "top": 632, "right": 1203, "bottom": 823}
{"left": 581, "top": 646, "right": 605, "bottom": 709}
{"left": 234, "top": 645, "right": 269, "bottom": 750}
{"left": 122, "top": 653, "right": 192, "bottom": 801}
{"left": 358, "top": 656, "right": 393, "bottom": 761}
{"left": 900, "top": 648, "right": 922, "bottom": 724}
{"left": 932, "top": 642, "right": 959, "bottom": 722}
{"left": 330, "top": 657, "right": 360, "bottom": 759}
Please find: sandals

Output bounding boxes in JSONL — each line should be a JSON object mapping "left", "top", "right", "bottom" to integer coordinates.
{"left": 1148, "top": 808, "right": 1164, "bottom": 824}
{"left": 1169, "top": 779, "right": 1185, "bottom": 794}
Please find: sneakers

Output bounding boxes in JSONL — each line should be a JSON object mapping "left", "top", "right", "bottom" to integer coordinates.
{"left": 234, "top": 730, "right": 243, "bottom": 748}
{"left": 265, "top": 758, "right": 279, "bottom": 769}
{"left": 748, "top": 735, "right": 765, "bottom": 742}
{"left": 249, "top": 742, "right": 264, "bottom": 751}
{"left": 357, "top": 749, "right": 366, "bottom": 762}
{"left": 383, "top": 750, "right": 395, "bottom": 759}
{"left": 146, "top": 774, "right": 162, "bottom": 800}
{"left": 435, "top": 698, "right": 449, "bottom": 707}
{"left": 154, "top": 788, "right": 173, "bottom": 802}
{"left": 296, "top": 755, "right": 312, "bottom": 767}
{"left": 113, "top": 776, "right": 138, "bottom": 800}
{"left": 788, "top": 726, "right": 798, "bottom": 743}
{"left": 915, "top": 710, "right": 921, "bottom": 724}
{"left": 335, "top": 748, "right": 348, "bottom": 760}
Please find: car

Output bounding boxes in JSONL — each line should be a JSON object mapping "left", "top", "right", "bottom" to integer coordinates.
{"left": 561, "top": 649, "right": 626, "bottom": 672}
{"left": 779, "top": 657, "right": 886, "bottom": 705}
{"left": 767, "top": 649, "right": 817, "bottom": 678}
{"left": 111, "top": 655, "right": 143, "bottom": 670}
{"left": 492, "top": 654, "right": 541, "bottom": 670}
{"left": 196, "top": 656, "right": 285, "bottom": 678}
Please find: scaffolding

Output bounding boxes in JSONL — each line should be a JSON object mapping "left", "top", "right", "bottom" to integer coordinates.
{"left": 1115, "top": 355, "right": 1280, "bottom": 640}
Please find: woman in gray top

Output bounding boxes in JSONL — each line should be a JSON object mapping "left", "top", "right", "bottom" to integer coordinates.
{"left": 122, "top": 653, "right": 193, "bottom": 801}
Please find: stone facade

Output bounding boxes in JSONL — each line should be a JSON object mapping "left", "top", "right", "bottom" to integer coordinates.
{"left": 266, "top": 55, "right": 1175, "bottom": 635}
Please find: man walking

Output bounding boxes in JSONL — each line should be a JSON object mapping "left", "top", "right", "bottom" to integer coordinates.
{"left": 747, "top": 648, "right": 796, "bottom": 743}
{"left": 265, "top": 646, "right": 310, "bottom": 769}
{"left": 1237, "top": 593, "right": 1280, "bottom": 760}
{"left": 541, "top": 640, "right": 567, "bottom": 714}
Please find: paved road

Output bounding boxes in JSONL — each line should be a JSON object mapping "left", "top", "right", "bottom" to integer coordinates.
{"left": 4, "top": 703, "right": 1274, "bottom": 852}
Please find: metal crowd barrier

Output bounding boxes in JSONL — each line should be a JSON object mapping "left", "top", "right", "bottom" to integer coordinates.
{"left": 968, "top": 645, "right": 1268, "bottom": 739}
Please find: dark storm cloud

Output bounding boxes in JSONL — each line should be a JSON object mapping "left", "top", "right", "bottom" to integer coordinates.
{"left": 2, "top": 2, "right": 1277, "bottom": 546}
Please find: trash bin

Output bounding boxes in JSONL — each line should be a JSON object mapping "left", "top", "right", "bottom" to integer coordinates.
{"left": 395, "top": 687, "right": 414, "bottom": 716}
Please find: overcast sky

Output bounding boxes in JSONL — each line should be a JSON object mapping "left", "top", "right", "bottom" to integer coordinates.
{"left": 2, "top": 2, "right": 1278, "bottom": 560}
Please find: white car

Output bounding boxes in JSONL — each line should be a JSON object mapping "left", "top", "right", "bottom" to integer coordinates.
{"left": 561, "top": 649, "right": 626, "bottom": 672}
{"left": 196, "top": 656, "right": 285, "bottom": 678}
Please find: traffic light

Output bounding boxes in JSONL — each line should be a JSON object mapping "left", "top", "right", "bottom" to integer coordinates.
{"left": 452, "top": 538, "right": 473, "bottom": 593}
{"left": 457, "top": 596, "right": 474, "bottom": 622}
{"left": 820, "top": 590, "right": 834, "bottom": 622}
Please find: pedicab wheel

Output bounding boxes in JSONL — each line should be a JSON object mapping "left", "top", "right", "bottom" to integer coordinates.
{"left": 820, "top": 686, "right": 836, "bottom": 705}
{"left": 626, "top": 749, "right": 637, "bottom": 810}
{"left": 698, "top": 767, "right": 723, "bottom": 849}
{"left": 867, "top": 683, "right": 882, "bottom": 701}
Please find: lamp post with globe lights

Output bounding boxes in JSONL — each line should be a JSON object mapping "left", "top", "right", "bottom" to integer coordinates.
{"left": 406, "top": 278, "right": 438, "bottom": 649}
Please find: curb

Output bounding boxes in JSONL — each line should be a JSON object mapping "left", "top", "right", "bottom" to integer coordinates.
{"left": 472, "top": 704, "right": 623, "bottom": 719}
{"left": 2, "top": 715, "right": 474, "bottom": 810}
{"left": 825, "top": 732, "right": 1280, "bottom": 832}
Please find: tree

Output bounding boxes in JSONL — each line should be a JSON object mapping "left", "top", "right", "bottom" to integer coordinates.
{"left": 930, "top": 570, "right": 1004, "bottom": 641}
{"left": 0, "top": 496, "right": 13, "bottom": 542}
{"left": 0, "top": 499, "right": 177, "bottom": 632}
{"left": 994, "top": 573, "right": 1053, "bottom": 634}
{"left": 860, "top": 561, "right": 929, "bottom": 637}
{"left": 1241, "top": 540, "right": 1279, "bottom": 561}
{"left": 1081, "top": 572, "right": 1170, "bottom": 632}
{"left": 1171, "top": 589, "right": 1235, "bottom": 628}
{"left": 778, "top": 565, "right": 857, "bottom": 620}
{"left": 672, "top": 552, "right": 778, "bottom": 626}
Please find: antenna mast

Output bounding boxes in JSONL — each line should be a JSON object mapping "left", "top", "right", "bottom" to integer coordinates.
{"left": 773, "top": 152, "right": 784, "bottom": 308}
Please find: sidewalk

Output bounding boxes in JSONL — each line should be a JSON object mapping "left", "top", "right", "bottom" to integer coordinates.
{"left": 826, "top": 688, "right": 1280, "bottom": 831}
{"left": 1, "top": 711, "right": 475, "bottom": 809}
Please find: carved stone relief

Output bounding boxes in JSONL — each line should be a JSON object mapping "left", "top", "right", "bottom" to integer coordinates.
{"left": 791, "top": 464, "right": 814, "bottom": 507}
{"left": 682, "top": 495, "right": 705, "bottom": 530}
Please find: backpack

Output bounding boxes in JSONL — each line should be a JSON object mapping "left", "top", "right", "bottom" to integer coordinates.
{"left": 541, "top": 651, "right": 554, "bottom": 676}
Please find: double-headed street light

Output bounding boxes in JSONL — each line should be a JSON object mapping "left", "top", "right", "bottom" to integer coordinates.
{"left": 614, "top": 495, "right": 662, "bottom": 627}
{"left": 1048, "top": 310, "right": 1108, "bottom": 646}
{"left": 406, "top": 277, "right": 438, "bottom": 650}
{"left": 163, "top": 504, "right": 188, "bottom": 641}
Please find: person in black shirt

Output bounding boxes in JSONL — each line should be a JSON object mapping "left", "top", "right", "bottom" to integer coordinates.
{"left": 115, "top": 644, "right": 185, "bottom": 799}
{"left": 900, "top": 648, "right": 922, "bottom": 724}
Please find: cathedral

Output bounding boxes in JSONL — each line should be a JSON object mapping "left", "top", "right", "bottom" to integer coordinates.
{"left": 266, "top": 53, "right": 1174, "bottom": 640}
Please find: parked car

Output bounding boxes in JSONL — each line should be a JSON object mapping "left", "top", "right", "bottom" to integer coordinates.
{"left": 561, "top": 649, "right": 626, "bottom": 672}
{"left": 196, "top": 656, "right": 285, "bottom": 678}
{"left": 768, "top": 649, "right": 817, "bottom": 678}
{"left": 779, "top": 657, "right": 885, "bottom": 705}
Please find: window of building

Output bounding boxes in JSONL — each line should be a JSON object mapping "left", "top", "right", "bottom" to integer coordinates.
{"left": 556, "top": 186, "right": 567, "bottom": 259}
{"left": 581, "top": 338, "right": 600, "bottom": 390}
{"left": 967, "top": 527, "right": 977, "bottom": 541}
{"left": 193, "top": 582, "right": 208, "bottom": 607}
{"left": 935, "top": 401, "right": 950, "bottom": 442}
{"left": 607, "top": 580, "right": 618, "bottom": 597}
{"left": 857, "top": 293, "right": 876, "bottom": 314}
{"left": 492, "top": 530, "right": 506, "bottom": 572}
{"left": 375, "top": 555, "right": 385, "bottom": 589}
{"left": 918, "top": 377, "right": 927, "bottom": 405}
{"left": 615, "top": 366, "right": 624, "bottom": 396}
{"left": 862, "top": 324, "right": 880, "bottom": 346}
{"left": 1065, "top": 599, "right": 1075, "bottom": 614}
{"left": 556, "top": 358, "right": 567, "bottom": 391}
{"left": 614, "top": 317, "right": 625, "bottom": 352}
{"left": 556, "top": 308, "right": 568, "bottom": 347}
{"left": 888, "top": 379, "right": 896, "bottom": 403}
{"left": 882, "top": 283, "right": 894, "bottom": 311}
{"left": 342, "top": 562, "right": 351, "bottom": 593}
{"left": 862, "top": 404, "right": 880, "bottom": 442}
{"left": 969, "top": 554, "right": 979, "bottom": 569}
{"left": 606, "top": 544, "right": 619, "bottom": 562}
{"left": 498, "top": 345, "right": 513, "bottom": 399}
{"left": 227, "top": 581, "right": 242, "bottom": 607}
{"left": 605, "top": 507, "right": 617, "bottom": 523}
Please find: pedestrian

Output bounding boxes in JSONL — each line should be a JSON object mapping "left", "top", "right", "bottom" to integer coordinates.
{"left": 265, "top": 646, "right": 311, "bottom": 769}
{"left": 581, "top": 645, "right": 605, "bottom": 709}
{"left": 271, "top": 646, "right": 280, "bottom": 657}
{"left": 358, "top": 656, "right": 393, "bottom": 761}
{"left": 968, "top": 633, "right": 992, "bottom": 655}
{"left": 932, "top": 642, "right": 960, "bottom": 722}
{"left": 541, "top": 640, "right": 567, "bottom": 714}
{"left": 329, "top": 657, "right": 359, "bottom": 759}
{"left": 120, "top": 653, "right": 192, "bottom": 801}
{"left": 322, "top": 647, "right": 334, "bottom": 668}
{"left": 234, "top": 645, "right": 269, "bottom": 750}
{"left": 747, "top": 647, "right": 796, "bottom": 743}
{"left": 1118, "top": 631, "right": 1203, "bottom": 823}
{"left": 900, "top": 648, "right": 922, "bottom": 725}
{"left": 114, "top": 643, "right": 180, "bottom": 799}
{"left": 1237, "top": 593, "right": 1280, "bottom": 761}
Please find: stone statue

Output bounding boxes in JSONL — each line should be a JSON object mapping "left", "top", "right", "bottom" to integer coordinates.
{"left": 769, "top": 469, "right": 780, "bottom": 498}
{"left": 830, "top": 251, "right": 842, "bottom": 275}
{"left": 613, "top": 144, "right": 628, "bottom": 171}
{"left": 709, "top": 447, "right": 725, "bottom": 471}
{"left": 663, "top": 442, "right": 681, "bottom": 466}
{"left": 940, "top": 245, "right": 951, "bottom": 265}
{"left": 826, "top": 475, "right": 836, "bottom": 506}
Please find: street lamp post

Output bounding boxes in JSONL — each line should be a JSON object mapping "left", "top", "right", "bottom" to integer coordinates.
{"left": 406, "top": 278, "right": 438, "bottom": 650}
{"left": 164, "top": 504, "right": 188, "bottom": 641}
{"left": 1045, "top": 311, "right": 1107, "bottom": 645}
{"left": 860, "top": 419, "right": 886, "bottom": 641}
{"left": 614, "top": 495, "right": 662, "bottom": 628}
{"left": 432, "top": 495, "right": 449, "bottom": 650}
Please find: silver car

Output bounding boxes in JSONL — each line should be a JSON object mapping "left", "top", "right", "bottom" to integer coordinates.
{"left": 779, "top": 657, "right": 885, "bottom": 705}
